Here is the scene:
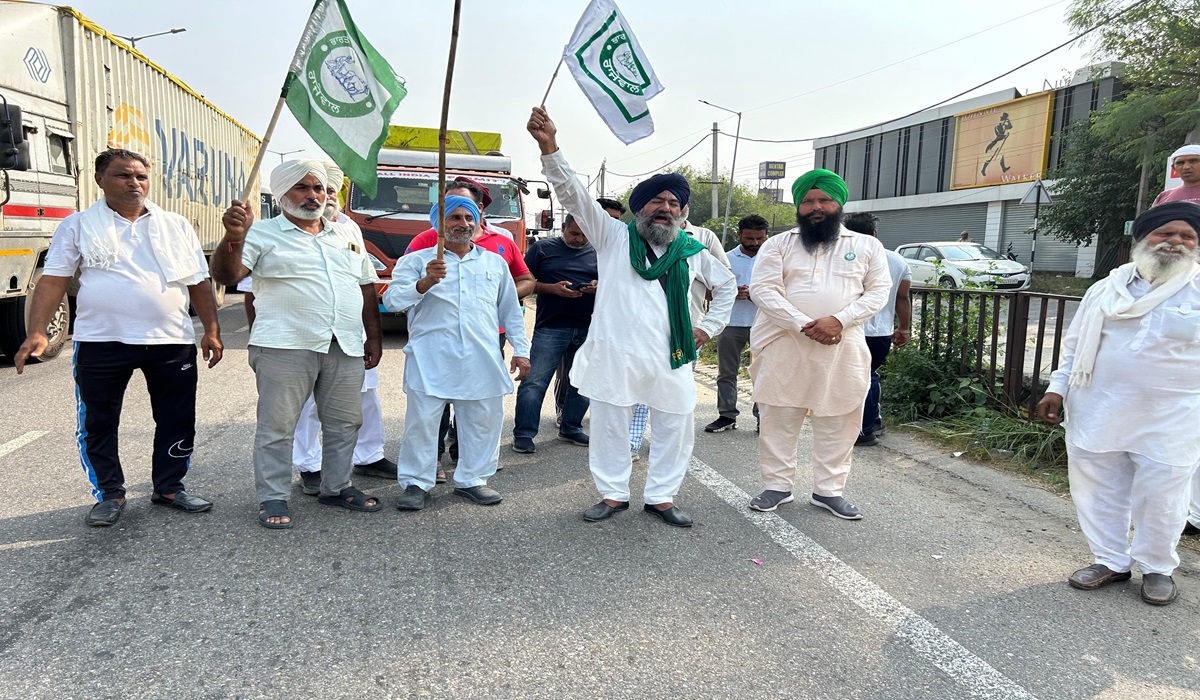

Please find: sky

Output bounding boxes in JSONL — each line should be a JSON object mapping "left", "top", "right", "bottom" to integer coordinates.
{"left": 66, "top": 0, "right": 1097, "bottom": 205}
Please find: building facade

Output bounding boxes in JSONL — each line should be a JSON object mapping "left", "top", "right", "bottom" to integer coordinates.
{"left": 813, "top": 64, "right": 1123, "bottom": 275}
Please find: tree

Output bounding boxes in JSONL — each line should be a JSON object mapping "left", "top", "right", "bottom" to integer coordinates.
{"left": 1041, "top": 122, "right": 1140, "bottom": 246}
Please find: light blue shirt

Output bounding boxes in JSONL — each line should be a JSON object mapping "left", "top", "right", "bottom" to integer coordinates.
{"left": 726, "top": 245, "right": 759, "bottom": 327}
{"left": 864, "top": 249, "right": 913, "bottom": 337}
{"left": 242, "top": 215, "right": 378, "bottom": 356}
{"left": 383, "top": 245, "right": 530, "bottom": 400}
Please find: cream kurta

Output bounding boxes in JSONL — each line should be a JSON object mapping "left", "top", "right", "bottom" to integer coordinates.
{"left": 749, "top": 227, "right": 891, "bottom": 415}
{"left": 541, "top": 150, "right": 736, "bottom": 414}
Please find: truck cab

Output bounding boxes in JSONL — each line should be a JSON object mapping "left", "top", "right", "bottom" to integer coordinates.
{"left": 344, "top": 149, "right": 545, "bottom": 307}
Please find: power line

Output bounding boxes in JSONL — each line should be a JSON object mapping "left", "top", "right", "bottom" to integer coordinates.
{"left": 576, "top": 0, "right": 1071, "bottom": 174}
{"left": 713, "top": 0, "right": 1152, "bottom": 146}
{"left": 604, "top": 133, "right": 711, "bottom": 179}
{"left": 742, "top": 0, "right": 1069, "bottom": 116}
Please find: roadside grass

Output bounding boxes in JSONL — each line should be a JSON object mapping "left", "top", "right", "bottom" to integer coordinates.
{"left": 1029, "top": 274, "right": 1097, "bottom": 296}
{"left": 894, "top": 407, "right": 1071, "bottom": 492}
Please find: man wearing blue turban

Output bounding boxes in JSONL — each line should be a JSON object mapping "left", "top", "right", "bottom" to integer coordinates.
{"left": 384, "top": 196, "right": 531, "bottom": 511}
{"left": 747, "top": 169, "right": 892, "bottom": 521}
{"left": 528, "top": 107, "right": 736, "bottom": 528}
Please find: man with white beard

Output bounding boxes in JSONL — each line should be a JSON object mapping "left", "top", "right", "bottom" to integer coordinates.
{"left": 1037, "top": 201, "right": 1200, "bottom": 606}
{"left": 385, "top": 196, "right": 530, "bottom": 511}
{"left": 528, "top": 107, "right": 736, "bottom": 528}
{"left": 212, "top": 160, "right": 384, "bottom": 529}
{"left": 237, "top": 162, "right": 395, "bottom": 497}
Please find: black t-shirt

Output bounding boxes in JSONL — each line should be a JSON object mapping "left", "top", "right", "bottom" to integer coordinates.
{"left": 525, "top": 237, "right": 599, "bottom": 329}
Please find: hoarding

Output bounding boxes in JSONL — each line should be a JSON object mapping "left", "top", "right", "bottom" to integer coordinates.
{"left": 758, "top": 161, "right": 786, "bottom": 180}
{"left": 950, "top": 92, "right": 1054, "bottom": 190}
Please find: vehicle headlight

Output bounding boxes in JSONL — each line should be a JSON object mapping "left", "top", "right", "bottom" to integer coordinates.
{"left": 367, "top": 253, "right": 388, "bottom": 272}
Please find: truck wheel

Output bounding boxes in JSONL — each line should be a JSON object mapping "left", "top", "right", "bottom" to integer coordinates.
{"left": 0, "top": 270, "right": 70, "bottom": 362}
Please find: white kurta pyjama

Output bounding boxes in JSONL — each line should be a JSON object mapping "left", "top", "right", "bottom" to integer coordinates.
{"left": 541, "top": 150, "right": 736, "bottom": 504}
{"left": 383, "top": 245, "right": 530, "bottom": 492}
{"left": 749, "top": 227, "right": 891, "bottom": 496}
{"left": 1047, "top": 270, "right": 1200, "bottom": 575}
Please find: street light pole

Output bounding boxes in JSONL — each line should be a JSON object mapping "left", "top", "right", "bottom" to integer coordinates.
{"left": 700, "top": 100, "right": 742, "bottom": 245}
{"left": 114, "top": 27, "right": 186, "bottom": 48}
{"left": 268, "top": 149, "right": 303, "bottom": 163}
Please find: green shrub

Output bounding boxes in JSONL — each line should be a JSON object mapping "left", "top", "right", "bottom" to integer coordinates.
{"left": 880, "top": 345, "right": 991, "bottom": 421}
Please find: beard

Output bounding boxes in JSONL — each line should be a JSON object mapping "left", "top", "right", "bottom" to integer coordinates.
{"left": 1131, "top": 239, "right": 1199, "bottom": 283}
{"left": 280, "top": 196, "right": 324, "bottom": 221}
{"left": 444, "top": 227, "right": 473, "bottom": 246}
{"left": 634, "top": 211, "right": 681, "bottom": 248}
{"left": 796, "top": 208, "right": 843, "bottom": 254}
{"left": 323, "top": 202, "right": 340, "bottom": 221}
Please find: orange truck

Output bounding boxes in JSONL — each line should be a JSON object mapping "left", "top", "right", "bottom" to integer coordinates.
{"left": 341, "top": 127, "right": 552, "bottom": 310}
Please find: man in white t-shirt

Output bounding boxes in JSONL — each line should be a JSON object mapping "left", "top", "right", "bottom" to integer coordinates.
{"left": 842, "top": 212, "right": 912, "bottom": 446}
{"left": 14, "top": 148, "right": 223, "bottom": 527}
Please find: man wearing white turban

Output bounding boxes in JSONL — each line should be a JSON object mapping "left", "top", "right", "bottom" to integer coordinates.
{"left": 212, "top": 159, "right": 384, "bottom": 529}
{"left": 237, "top": 161, "right": 396, "bottom": 496}
{"left": 1153, "top": 144, "right": 1200, "bottom": 207}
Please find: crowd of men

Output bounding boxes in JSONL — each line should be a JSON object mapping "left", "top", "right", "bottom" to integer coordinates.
{"left": 11, "top": 121, "right": 1200, "bottom": 607}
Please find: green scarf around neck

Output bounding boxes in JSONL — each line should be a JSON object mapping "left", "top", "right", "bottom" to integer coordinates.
{"left": 626, "top": 220, "right": 706, "bottom": 369}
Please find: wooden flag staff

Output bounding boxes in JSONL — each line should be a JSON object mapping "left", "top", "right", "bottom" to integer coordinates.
{"left": 436, "top": 0, "right": 464, "bottom": 261}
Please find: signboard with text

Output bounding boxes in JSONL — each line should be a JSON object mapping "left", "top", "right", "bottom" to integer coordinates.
{"left": 949, "top": 91, "right": 1054, "bottom": 190}
{"left": 758, "top": 161, "right": 786, "bottom": 180}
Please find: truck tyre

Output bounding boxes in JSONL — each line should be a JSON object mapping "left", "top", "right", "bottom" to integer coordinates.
{"left": 0, "top": 270, "right": 70, "bottom": 362}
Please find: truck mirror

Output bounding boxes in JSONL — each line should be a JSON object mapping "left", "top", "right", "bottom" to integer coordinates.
{"left": 537, "top": 187, "right": 550, "bottom": 199}
{"left": 539, "top": 209, "right": 554, "bottom": 230}
{"left": 0, "top": 103, "right": 29, "bottom": 171}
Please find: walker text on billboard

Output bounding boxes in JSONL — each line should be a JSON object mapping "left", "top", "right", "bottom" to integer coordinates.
{"left": 949, "top": 92, "right": 1054, "bottom": 190}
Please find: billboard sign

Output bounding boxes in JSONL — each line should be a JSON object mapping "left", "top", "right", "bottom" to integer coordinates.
{"left": 758, "top": 161, "right": 786, "bottom": 180}
{"left": 950, "top": 92, "right": 1054, "bottom": 190}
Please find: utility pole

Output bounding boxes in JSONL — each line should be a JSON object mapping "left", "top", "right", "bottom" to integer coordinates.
{"left": 711, "top": 122, "right": 719, "bottom": 220}
{"left": 599, "top": 160, "right": 606, "bottom": 198}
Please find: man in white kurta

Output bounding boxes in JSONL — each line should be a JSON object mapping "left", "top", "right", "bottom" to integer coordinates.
{"left": 383, "top": 196, "right": 530, "bottom": 511}
{"left": 749, "top": 170, "right": 891, "bottom": 520}
{"left": 529, "top": 107, "right": 736, "bottom": 528}
{"left": 1037, "top": 202, "right": 1200, "bottom": 606}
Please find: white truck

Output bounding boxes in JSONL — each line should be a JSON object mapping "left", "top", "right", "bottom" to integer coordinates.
{"left": 0, "top": 1, "right": 260, "bottom": 360}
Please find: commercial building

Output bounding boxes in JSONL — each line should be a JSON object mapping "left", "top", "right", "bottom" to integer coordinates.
{"left": 813, "top": 63, "right": 1124, "bottom": 276}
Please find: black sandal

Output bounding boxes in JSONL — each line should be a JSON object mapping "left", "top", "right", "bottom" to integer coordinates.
{"left": 258, "top": 499, "right": 292, "bottom": 529}
{"left": 317, "top": 486, "right": 382, "bottom": 512}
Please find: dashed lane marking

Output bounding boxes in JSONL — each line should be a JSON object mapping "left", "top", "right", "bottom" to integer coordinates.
{"left": 0, "top": 431, "right": 48, "bottom": 460}
{"left": 689, "top": 457, "right": 1038, "bottom": 700}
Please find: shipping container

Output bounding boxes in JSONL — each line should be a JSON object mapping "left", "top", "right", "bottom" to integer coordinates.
{"left": 0, "top": 1, "right": 260, "bottom": 359}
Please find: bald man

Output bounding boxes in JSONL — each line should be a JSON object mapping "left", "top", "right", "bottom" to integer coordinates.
{"left": 212, "top": 160, "right": 384, "bottom": 529}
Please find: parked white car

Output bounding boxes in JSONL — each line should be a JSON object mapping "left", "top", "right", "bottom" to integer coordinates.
{"left": 895, "top": 242, "right": 1030, "bottom": 290}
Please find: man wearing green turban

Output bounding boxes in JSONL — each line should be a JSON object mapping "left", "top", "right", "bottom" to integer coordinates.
{"left": 747, "top": 169, "right": 892, "bottom": 520}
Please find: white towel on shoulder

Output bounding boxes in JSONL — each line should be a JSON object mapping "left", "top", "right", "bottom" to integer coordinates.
{"left": 78, "top": 197, "right": 204, "bottom": 283}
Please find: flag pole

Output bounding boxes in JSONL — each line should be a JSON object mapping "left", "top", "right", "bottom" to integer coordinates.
{"left": 436, "top": 0, "right": 464, "bottom": 261}
{"left": 540, "top": 58, "right": 562, "bottom": 108}
{"left": 239, "top": 88, "right": 289, "bottom": 204}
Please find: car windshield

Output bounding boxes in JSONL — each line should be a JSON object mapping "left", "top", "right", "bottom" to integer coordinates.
{"left": 937, "top": 244, "right": 1002, "bottom": 261}
{"left": 350, "top": 171, "right": 523, "bottom": 220}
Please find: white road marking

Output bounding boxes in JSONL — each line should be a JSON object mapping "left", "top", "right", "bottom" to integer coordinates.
{"left": 689, "top": 458, "right": 1038, "bottom": 700}
{"left": 233, "top": 324, "right": 249, "bottom": 334}
{"left": 0, "top": 431, "right": 48, "bottom": 460}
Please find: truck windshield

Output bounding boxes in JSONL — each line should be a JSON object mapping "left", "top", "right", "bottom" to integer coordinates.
{"left": 352, "top": 172, "right": 523, "bottom": 221}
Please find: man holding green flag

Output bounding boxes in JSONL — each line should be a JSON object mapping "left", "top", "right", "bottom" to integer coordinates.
{"left": 527, "top": 107, "right": 735, "bottom": 528}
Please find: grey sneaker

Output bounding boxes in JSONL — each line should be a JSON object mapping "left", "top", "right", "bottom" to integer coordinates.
{"left": 454, "top": 485, "right": 503, "bottom": 506}
{"left": 749, "top": 490, "right": 794, "bottom": 512}
{"left": 809, "top": 493, "right": 863, "bottom": 520}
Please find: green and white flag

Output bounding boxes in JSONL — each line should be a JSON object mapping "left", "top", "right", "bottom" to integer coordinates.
{"left": 284, "top": 0, "right": 406, "bottom": 198}
{"left": 563, "top": 0, "right": 663, "bottom": 145}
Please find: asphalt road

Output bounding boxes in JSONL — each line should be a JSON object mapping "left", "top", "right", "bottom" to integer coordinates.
{"left": 0, "top": 299, "right": 1196, "bottom": 699}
